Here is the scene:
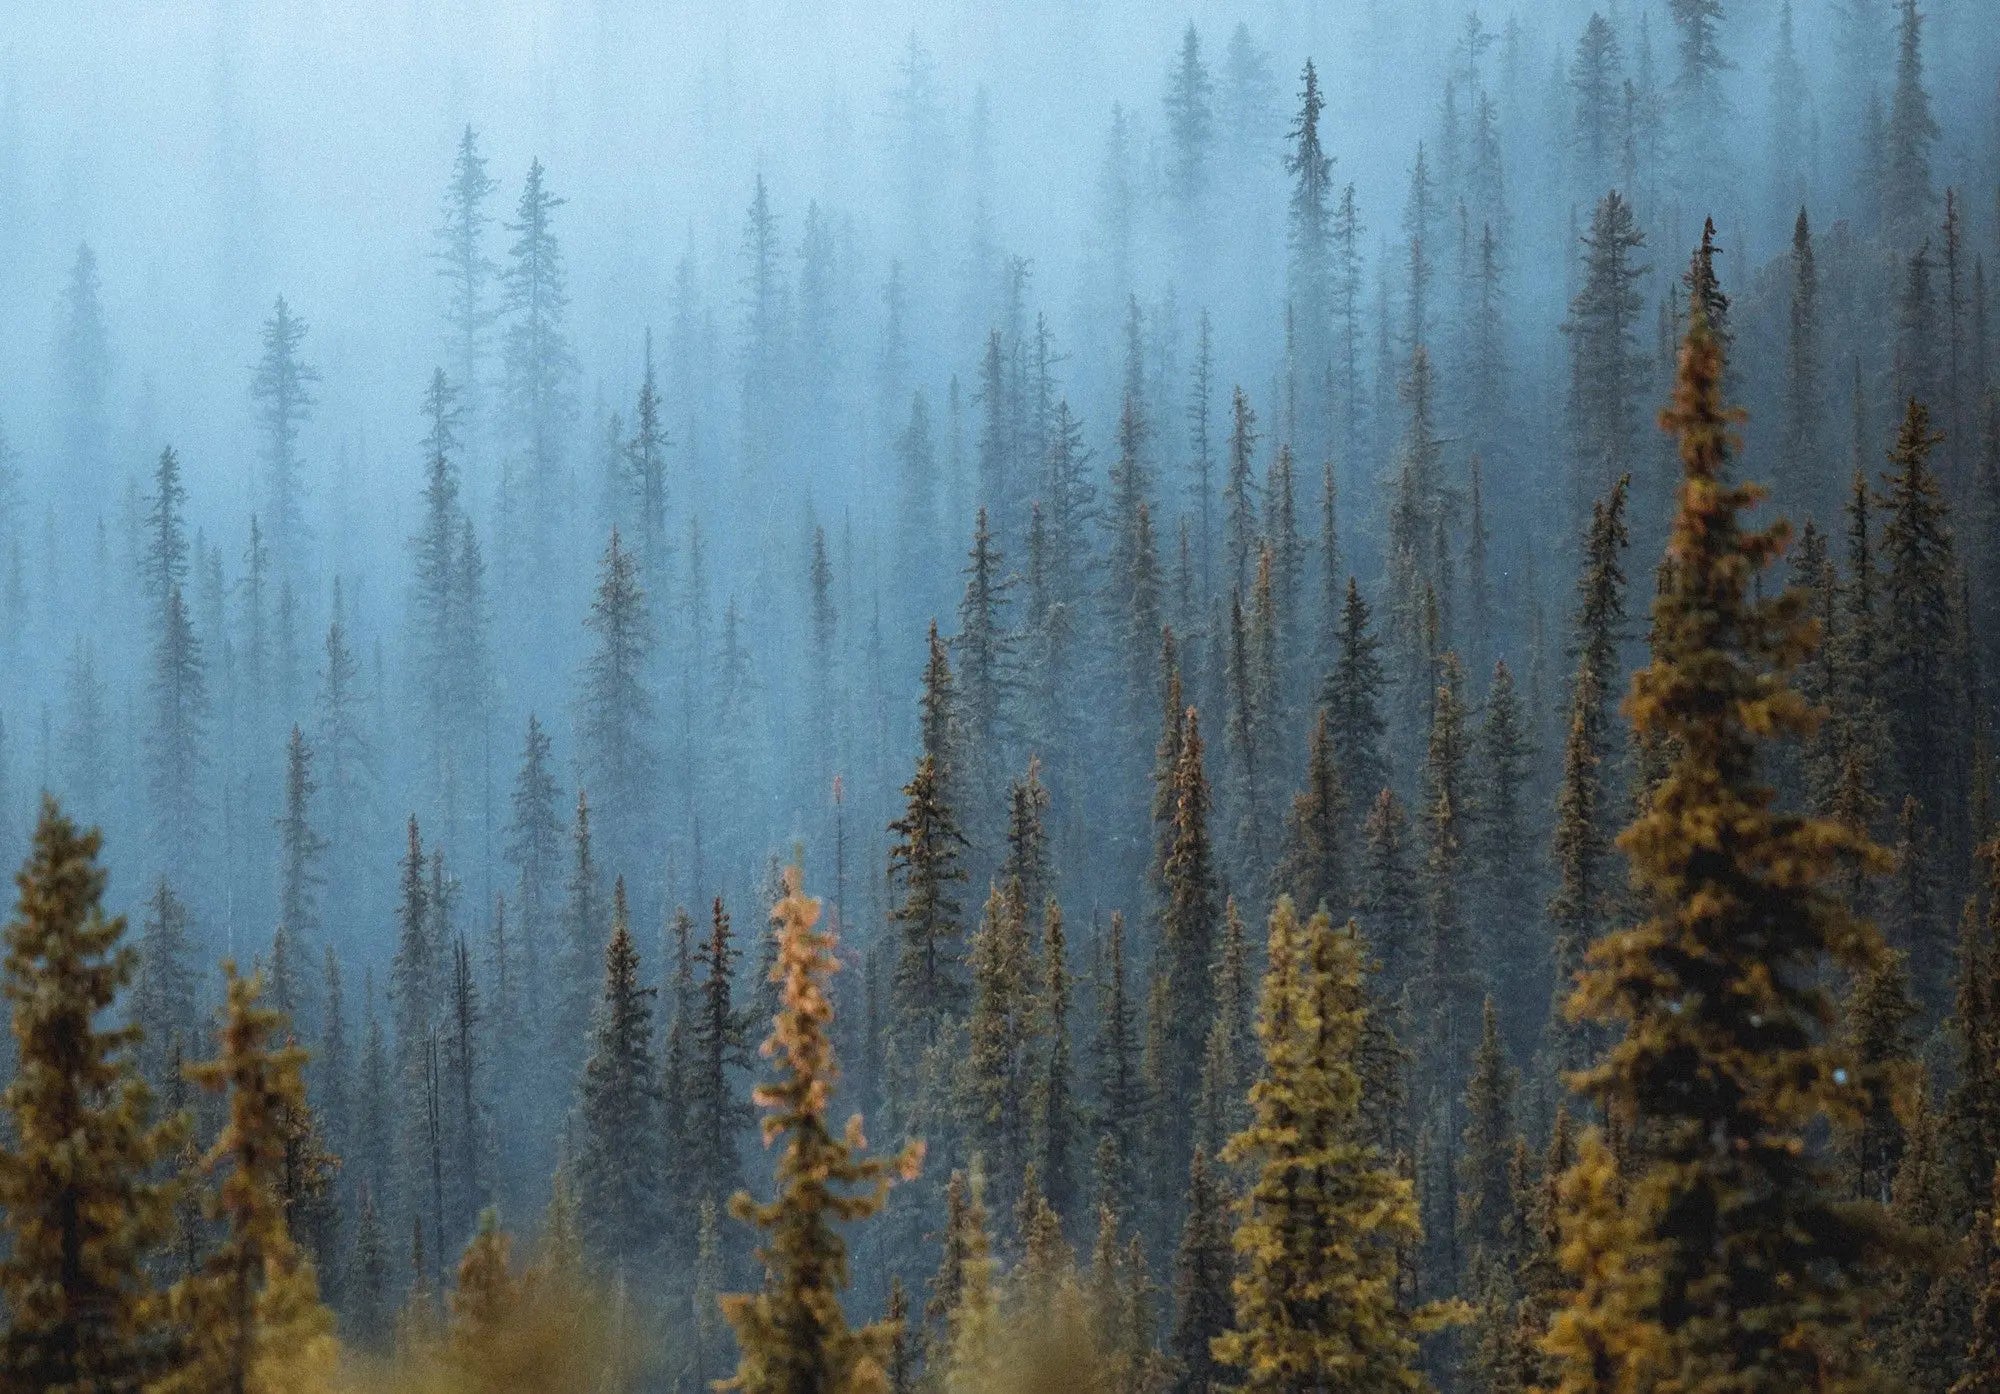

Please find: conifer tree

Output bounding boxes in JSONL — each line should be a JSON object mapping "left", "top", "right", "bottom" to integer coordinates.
{"left": 577, "top": 526, "right": 657, "bottom": 885}
{"left": 954, "top": 508, "right": 1016, "bottom": 849}
{"left": 1278, "top": 708, "right": 1346, "bottom": 917}
{"left": 963, "top": 882, "right": 1032, "bottom": 1213}
{"left": 504, "top": 713, "right": 561, "bottom": 1028}
{"left": 148, "top": 583, "right": 207, "bottom": 882}
{"left": 1360, "top": 787, "right": 1419, "bottom": 994}
{"left": 1162, "top": 23, "right": 1214, "bottom": 228}
{"left": 1160, "top": 706, "right": 1219, "bottom": 1156}
{"left": 575, "top": 879, "right": 663, "bottom": 1272}
{"left": 1168, "top": 1147, "right": 1232, "bottom": 1394}
{"left": 1214, "top": 900, "right": 1435, "bottom": 1393}
{"left": 274, "top": 725, "right": 325, "bottom": 954}
{"left": 1780, "top": 207, "right": 1821, "bottom": 516}
{"left": 1458, "top": 998, "right": 1517, "bottom": 1273}
{"left": 131, "top": 878, "right": 199, "bottom": 1096}
{"left": 691, "top": 895, "right": 754, "bottom": 1211}
{"left": 890, "top": 622, "right": 969, "bottom": 1035}
{"left": 1031, "top": 898, "right": 1078, "bottom": 1229}
{"left": 1880, "top": 398, "right": 1967, "bottom": 864}
{"left": 1546, "top": 296, "right": 1908, "bottom": 1392}
{"left": 435, "top": 126, "right": 498, "bottom": 446}
{"left": 159, "top": 964, "right": 335, "bottom": 1394}
{"left": 250, "top": 296, "right": 319, "bottom": 571}
{"left": 1883, "top": 0, "right": 1938, "bottom": 250}
{"left": 1093, "top": 912, "right": 1147, "bottom": 1227}
{"left": 557, "top": 790, "right": 601, "bottom": 1071}
{"left": 500, "top": 158, "right": 577, "bottom": 577}
{"left": 1569, "top": 15, "right": 1623, "bottom": 193}
{"left": 1565, "top": 193, "right": 1648, "bottom": 524}
{"left": 1322, "top": 578, "right": 1387, "bottom": 822}
{"left": 0, "top": 800, "right": 180, "bottom": 1391}
{"left": 1285, "top": 61, "right": 1332, "bottom": 387}
{"left": 720, "top": 867, "right": 922, "bottom": 1394}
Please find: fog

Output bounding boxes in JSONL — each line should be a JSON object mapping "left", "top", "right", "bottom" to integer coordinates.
{"left": 0, "top": 0, "right": 1996, "bottom": 1376}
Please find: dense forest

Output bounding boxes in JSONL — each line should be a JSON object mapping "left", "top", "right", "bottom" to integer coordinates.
{"left": 0, "top": 0, "right": 1998, "bottom": 1390}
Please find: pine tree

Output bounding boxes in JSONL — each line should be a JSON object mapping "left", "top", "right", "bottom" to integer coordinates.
{"left": 56, "top": 243, "right": 110, "bottom": 494}
{"left": 557, "top": 790, "right": 601, "bottom": 1073}
{"left": 1780, "top": 207, "right": 1821, "bottom": 517}
{"left": 1880, "top": 397, "right": 1967, "bottom": 864}
{"left": 577, "top": 526, "right": 657, "bottom": 887}
{"left": 435, "top": 126, "right": 499, "bottom": 447}
{"left": 1162, "top": 24, "right": 1214, "bottom": 226}
{"left": 963, "top": 882, "right": 1032, "bottom": 1213}
{"left": 1569, "top": 14, "right": 1624, "bottom": 193}
{"left": 274, "top": 726, "right": 325, "bottom": 953}
{"left": 1360, "top": 787, "right": 1419, "bottom": 995}
{"left": 1094, "top": 912, "right": 1147, "bottom": 1226}
{"left": 148, "top": 583, "right": 207, "bottom": 882}
{"left": 500, "top": 159, "right": 577, "bottom": 577}
{"left": 131, "top": 878, "right": 199, "bottom": 1097}
{"left": 1322, "top": 578, "right": 1387, "bottom": 821}
{"left": 1565, "top": 193, "right": 1648, "bottom": 524}
{"left": 158, "top": 964, "right": 336, "bottom": 1394}
{"left": 1285, "top": 60, "right": 1333, "bottom": 378}
{"left": 691, "top": 895, "right": 754, "bottom": 1211}
{"left": 1213, "top": 900, "right": 1435, "bottom": 1393}
{"left": 1842, "top": 947, "right": 1921, "bottom": 1205}
{"left": 890, "top": 629, "right": 970, "bottom": 1042}
{"left": 1031, "top": 898, "right": 1078, "bottom": 1229}
{"left": 1546, "top": 294, "right": 1908, "bottom": 1392}
{"left": 1168, "top": 1147, "right": 1232, "bottom": 1394}
{"left": 1458, "top": 998, "right": 1517, "bottom": 1273}
{"left": 0, "top": 800, "right": 180, "bottom": 1391}
{"left": 575, "top": 879, "right": 663, "bottom": 1272}
{"left": 954, "top": 508, "right": 1016, "bottom": 849}
{"left": 1278, "top": 708, "right": 1346, "bottom": 917}
{"left": 250, "top": 296, "right": 319, "bottom": 570}
{"left": 720, "top": 866, "right": 922, "bottom": 1394}
{"left": 504, "top": 713, "right": 562, "bottom": 1029}
{"left": 143, "top": 444, "right": 192, "bottom": 614}
{"left": 624, "top": 330, "right": 671, "bottom": 583}
{"left": 1883, "top": 0, "right": 1938, "bottom": 249}
{"left": 1160, "top": 706, "right": 1220, "bottom": 1156}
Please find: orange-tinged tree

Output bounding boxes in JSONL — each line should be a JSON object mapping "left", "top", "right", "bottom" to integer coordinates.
{"left": 1545, "top": 297, "right": 1911, "bottom": 1392}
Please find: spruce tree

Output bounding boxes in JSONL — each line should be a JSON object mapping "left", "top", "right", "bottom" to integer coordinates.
{"left": 1094, "top": 912, "right": 1147, "bottom": 1226}
{"left": 1168, "top": 1147, "right": 1232, "bottom": 1394}
{"left": 691, "top": 895, "right": 754, "bottom": 1211}
{"left": 500, "top": 158, "right": 577, "bottom": 577}
{"left": 274, "top": 726, "right": 325, "bottom": 954}
{"left": 158, "top": 964, "right": 336, "bottom": 1394}
{"left": 1564, "top": 193, "right": 1648, "bottom": 525}
{"left": 1546, "top": 296, "right": 1908, "bottom": 1392}
{"left": 250, "top": 296, "right": 319, "bottom": 571}
{"left": 1322, "top": 578, "right": 1387, "bottom": 823}
{"left": 504, "top": 713, "right": 562, "bottom": 1029}
{"left": 0, "top": 800, "right": 180, "bottom": 1391}
{"left": 1880, "top": 397, "right": 1967, "bottom": 865}
{"left": 577, "top": 526, "right": 657, "bottom": 887}
{"left": 1458, "top": 998, "right": 1518, "bottom": 1273}
{"left": 1883, "top": 0, "right": 1938, "bottom": 250}
{"left": 1278, "top": 708, "right": 1346, "bottom": 917}
{"left": 1213, "top": 900, "right": 1435, "bottom": 1393}
{"left": 720, "top": 867, "right": 922, "bottom": 1394}
{"left": 1160, "top": 706, "right": 1220, "bottom": 1161}
{"left": 575, "top": 879, "right": 664, "bottom": 1272}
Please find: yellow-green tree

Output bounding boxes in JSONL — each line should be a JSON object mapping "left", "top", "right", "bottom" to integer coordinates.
{"left": 1545, "top": 298, "right": 1910, "bottom": 1392}
{"left": 721, "top": 866, "right": 923, "bottom": 1394}
{"left": 0, "top": 798, "right": 180, "bottom": 1392}
{"left": 1213, "top": 898, "right": 1437, "bottom": 1393}
{"left": 155, "top": 964, "right": 335, "bottom": 1394}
